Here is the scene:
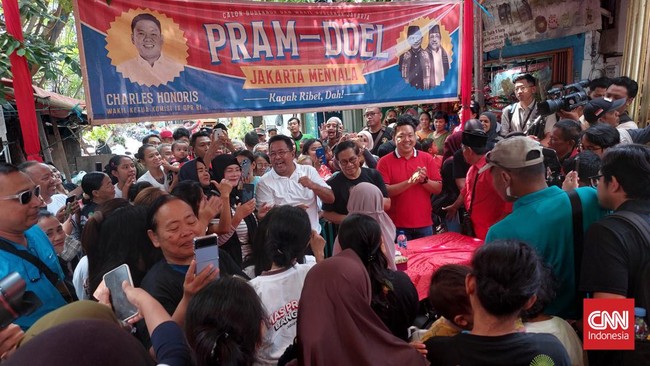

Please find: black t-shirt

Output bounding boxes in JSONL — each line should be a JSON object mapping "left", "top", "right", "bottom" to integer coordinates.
{"left": 371, "top": 270, "right": 418, "bottom": 341}
{"left": 425, "top": 332, "right": 571, "bottom": 366}
{"left": 322, "top": 168, "right": 388, "bottom": 215}
{"left": 580, "top": 200, "right": 650, "bottom": 302}
{"left": 452, "top": 149, "right": 470, "bottom": 180}
{"left": 366, "top": 127, "right": 393, "bottom": 155}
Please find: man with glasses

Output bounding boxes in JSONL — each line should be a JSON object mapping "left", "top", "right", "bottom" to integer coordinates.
{"left": 500, "top": 74, "right": 556, "bottom": 139}
{"left": 580, "top": 144, "right": 650, "bottom": 365}
{"left": 580, "top": 124, "right": 620, "bottom": 158}
{"left": 322, "top": 141, "right": 389, "bottom": 225}
{"left": 256, "top": 135, "right": 334, "bottom": 233}
{"left": 0, "top": 163, "right": 67, "bottom": 330}
{"left": 377, "top": 115, "right": 442, "bottom": 240}
{"left": 362, "top": 106, "right": 393, "bottom": 156}
{"left": 484, "top": 137, "right": 606, "bottom": 320}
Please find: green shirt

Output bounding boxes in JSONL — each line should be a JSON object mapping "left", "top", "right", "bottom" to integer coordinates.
{"left": 485, "top": 186, "right": 607, "bottom": 319}
{"left": 292, "top": 133, "right": 315, "bottom": 154}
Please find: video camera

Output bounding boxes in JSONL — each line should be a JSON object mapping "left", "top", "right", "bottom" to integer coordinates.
{"left": 538, "top": 80, "right": 590, "bottom": 116}
{"left": 0, "top": 272, "right": 42, "bottom": 328}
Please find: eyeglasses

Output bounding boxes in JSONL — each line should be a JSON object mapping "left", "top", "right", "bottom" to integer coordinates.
{"left": 364, "top": 112, "right": 379, "bottom": 118}
{"left": 338, "top": 156, "right": 359, "bottom": 166}
{"left": 269, "top": 150, "right": 292, "bottom": 158}
{"left": 0, "top": 186, "right": 41, "bottom": 205}
{"left": 589, "top": 174, "right": 604, "bottom": 188}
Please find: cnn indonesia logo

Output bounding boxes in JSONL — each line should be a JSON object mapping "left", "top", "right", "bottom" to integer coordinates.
{"left": 583, "top": 298, "right": 635, "bottom": 350}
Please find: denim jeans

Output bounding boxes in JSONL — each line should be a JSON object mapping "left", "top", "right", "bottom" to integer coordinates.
{"left": 396, "top": 226, "right": 434, "bottom": 241}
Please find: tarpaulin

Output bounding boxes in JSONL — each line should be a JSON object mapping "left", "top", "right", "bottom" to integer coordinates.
{"left": 401, "top": 232, "right": 483, "bottom": 300}
{"left": 73, "top": 0, "right": 462, "bottom": 124}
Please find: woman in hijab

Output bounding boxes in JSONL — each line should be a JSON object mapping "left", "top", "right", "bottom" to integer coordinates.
{"left": 210, "top": 154, "right": 258, "bottom": 267}
{"left": 297, "top": 249, "right": 427, "bottom": 366}
{"left": 333, "top": 182, "right": 396, "bottom": 270}
{"left": 479, "top": 111, "right": 501, "bottom": 149}
{"left": 338, "top": 214, "right": 419, "bottom": 341}
{"left": 178, "top": 157, "right": 218, "bottom": 197}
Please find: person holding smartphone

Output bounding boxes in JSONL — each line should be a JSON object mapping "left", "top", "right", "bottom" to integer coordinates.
{"left": 210, "top": 155, "right": 258, "bottom": 266}
{"left": 301, "top": 139, "right": 332, "bottom": 180}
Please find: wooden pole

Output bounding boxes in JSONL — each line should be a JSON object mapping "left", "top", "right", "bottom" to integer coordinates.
{"left": 50, "top": 119, "right": 72, "bottom": 182}
{"left": 36, "top": 112, "right": 53, "bottom": 162}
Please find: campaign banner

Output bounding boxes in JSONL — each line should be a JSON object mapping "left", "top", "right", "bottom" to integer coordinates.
{"left": 73, "top": 0, "right": 462, "bottom": 124}
{"left": 481, "top": 0, "right": 601, "bottom": 52}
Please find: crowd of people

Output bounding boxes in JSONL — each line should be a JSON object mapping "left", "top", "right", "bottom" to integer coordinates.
{"left": 0, "top": 73, "right": 648, "bottom": 365}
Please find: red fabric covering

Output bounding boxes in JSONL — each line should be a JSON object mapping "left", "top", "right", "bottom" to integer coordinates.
{"left": 2, "top": 0, "right": 42, "bottom": 161}
{"left": 400, "top": 232, "right": 483, "bottom": 300}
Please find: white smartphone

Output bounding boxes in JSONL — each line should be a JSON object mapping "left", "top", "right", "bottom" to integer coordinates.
{"left": 214, "top": 128, "right": 224, "bottom": 139}
{"left": 194, "top": 234, "right": 219, "bottom": 275}
{"left": 103, "top": 264, "right": 139, "bottom": 322}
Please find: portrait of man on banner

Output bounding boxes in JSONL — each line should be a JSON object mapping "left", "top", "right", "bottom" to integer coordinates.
{"left": 398, "top": 25, "right": 431, "bottom": 90}
{"left": 114, "top": 13, "right": 186, "bottom": 87}
{"left": 427, "top": 24, "right": 450, "bottom": 88}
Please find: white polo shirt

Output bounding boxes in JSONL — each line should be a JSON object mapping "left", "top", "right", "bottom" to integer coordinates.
{"left": 256, "top": 163, "right": 328, "bottom": 233}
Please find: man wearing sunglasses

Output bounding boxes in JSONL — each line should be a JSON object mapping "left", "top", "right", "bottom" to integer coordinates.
{"left": 0, "top": 163, "right": 67, "bottom": 330}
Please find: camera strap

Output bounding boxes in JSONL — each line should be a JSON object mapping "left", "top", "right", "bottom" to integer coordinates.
{"left": 0, "top": 238, "right": 74, "bottom": 303}
{"left": 566, "top": 190, "right": 583, "bottom": 317}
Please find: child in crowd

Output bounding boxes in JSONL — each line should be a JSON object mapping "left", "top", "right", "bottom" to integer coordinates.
{"left": 420, "top": 264, "right": 473, "bottom": 341}
{"left": 171, "top": 140, "right": 190, "bottom": 165}
{"left": 522, "top": 266, "right": 584, "bottom": 366}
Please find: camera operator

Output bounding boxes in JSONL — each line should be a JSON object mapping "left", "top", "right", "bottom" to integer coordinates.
{"left": 548, "top": 120, "right": 581, "bottom": 166}
{"left": 500, "top": 74, "right": 557, "bottom": 144}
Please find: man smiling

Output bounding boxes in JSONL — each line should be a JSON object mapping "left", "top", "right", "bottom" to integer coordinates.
{"left": 377, "top": 115, "right": 442, "bottom": 239}
{"left": 116, "top": 13, "right": 185, "bottom": 86}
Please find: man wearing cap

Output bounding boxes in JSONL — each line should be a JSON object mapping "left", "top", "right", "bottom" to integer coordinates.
{"left": 377, "top": 115, "right": 442, "bottom": 240}
{"left": 484, "top": 137, "right": 607, "bottom": 320}
{"left": 160, "top": 130, "right": 174, "bottom": 144}
{"left": 443, "top": 121, "right": 511, "bottom": 240}
{"left": 427, "top": 24, "right": 449, "bottom": 87}
{"left": 583, "top": 97, "right": 633, "bottom": 144}
{"left": 255, "top": 128, "right": 267, "bottom": 143}
{"left": 399, "top": 25, "right": 431, "bottom": 89}
{"left": 605, "top": 76, "right": 639, "bottom": 129}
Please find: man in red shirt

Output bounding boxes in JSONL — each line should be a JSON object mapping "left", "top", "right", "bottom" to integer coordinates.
{"left": 444, "top": 120, "right": 511, "bottom": 239}
{"left": 377, "top": 115, "right": 442, "bottom": 240}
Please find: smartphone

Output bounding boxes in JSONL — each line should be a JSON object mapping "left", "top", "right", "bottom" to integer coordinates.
{"left": 315, "top": 147, "right": 327, "bottom": 166}
{"left": 241, "top": 183, "right": 255, "bottom": 203}
{"left": 65, "top": 195, "right": 76, "bottom": 205}
{"left": 103, "top": 264, "right": 139, "bottom": 322}
{"left": 214, "top": 128, "right": 224, "bottom": 139}
{"left": 194, "top": 234, "right": 219, "bottom": 275}
{"left": 240, "top": 158, "right": 251, "bottom": 178}
{"left": 95, "top": 162, "right": 103, "bottom": 172}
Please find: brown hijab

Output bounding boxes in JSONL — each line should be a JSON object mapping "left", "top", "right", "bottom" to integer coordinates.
{"left": 332, "top": 182, "right": 397, "bottom": 270}
{"left": 297, "top": 249, "right": 426, "bottom": 366}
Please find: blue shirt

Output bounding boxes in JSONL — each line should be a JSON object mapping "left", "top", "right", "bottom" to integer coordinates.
{"left": 0, "top": 225, "right": 66, "bottom": 330}
{"left": 485, "top": 186, "right": 607, "bottom": 319}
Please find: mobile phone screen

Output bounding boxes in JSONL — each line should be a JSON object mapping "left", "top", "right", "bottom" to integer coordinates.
{"left": 241, "top": 183, "right": 255, "bottom": 203}
{"left": 103, "top": 264, "right": 138, "bottom": 321}
{"left": 65, "top": 196, "right": 76, "bottom": 205}
{"left": 315, "top": 147, "right": 327, "bottom": 166}
{"left": 194, "top": 234, "right": 219, "bottom": 275}
{"left": 241, "top": 158, "right": 251, "bottom": 178}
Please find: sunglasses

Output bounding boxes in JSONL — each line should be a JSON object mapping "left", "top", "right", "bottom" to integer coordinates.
{"left": 0, "top": 185, "right": 41, "bottom": 205}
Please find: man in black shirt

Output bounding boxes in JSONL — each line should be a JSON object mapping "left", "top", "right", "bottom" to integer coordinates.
{"left": 580, "top": 144, "right": 650, "bottom": 366}
{"left": 363, "top": 106, "right": 393, "bottom": 156}
{"left": 322, "top": 141, "right": 389, "bottom": 225}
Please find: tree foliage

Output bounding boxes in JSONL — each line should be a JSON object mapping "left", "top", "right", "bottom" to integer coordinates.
{"left": 0, "top": 0, "right": 80, "bottom": 97}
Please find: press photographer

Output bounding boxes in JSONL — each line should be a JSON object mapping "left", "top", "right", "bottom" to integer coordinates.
{"left": 500, "top": 74, "right": 557, "bottom": 143}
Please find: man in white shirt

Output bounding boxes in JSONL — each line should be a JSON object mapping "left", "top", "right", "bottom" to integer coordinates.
{"left": 256, "top": 135, "right": 334, "bottom": 233}
{"left": 116, "top": 13, "right": 185, "bottom": 86}
{"left": 500, "top": 74, "right": 556, "bottom": 140}
{"left": 18, "top": 162, "right": 66, "bottom": 215}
